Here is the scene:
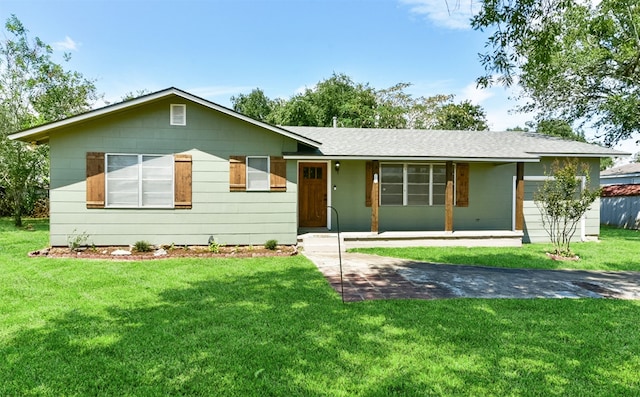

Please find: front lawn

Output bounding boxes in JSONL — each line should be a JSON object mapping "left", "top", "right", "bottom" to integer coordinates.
{"left": 1, "top": 219, "right": 639, "bottom": 396}
{"left": 351, "top": 226, "right": 640, "bottom": 271}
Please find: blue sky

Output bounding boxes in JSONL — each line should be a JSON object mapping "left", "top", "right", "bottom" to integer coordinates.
{"left": 3, "top": 0, "right": 636, "bottom": 154}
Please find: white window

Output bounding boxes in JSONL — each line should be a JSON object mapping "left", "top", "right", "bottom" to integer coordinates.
{"left": 380, "top": 163, "right": 448, "bottom": 206}
{"left": 246, "top": 156, "right": 270, "bottom": 191}
{"left": 170, "top": 104, "right": 186, "bottom": 126}
{"left": 106, "top": 154, "right": 174, "bottom": 208}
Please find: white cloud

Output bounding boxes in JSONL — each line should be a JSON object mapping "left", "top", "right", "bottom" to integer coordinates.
{"left": 465, "top": 83, "right": 536, "bottom": 131}
{"left": 400, "top": 0, "right": 482, "bottom": 30}
{"left": 484, "top": 103, "right": 534, "bottom": 131}
{"left": 459, "top": 81, "right": 493, "bottom": 104}
{"left": 52, "top": 36, "right": 79, "bottom": 51}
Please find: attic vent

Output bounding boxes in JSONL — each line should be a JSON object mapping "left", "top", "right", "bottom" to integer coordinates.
{"left": 170, "top": 104, "right": 186, "bottom": 126}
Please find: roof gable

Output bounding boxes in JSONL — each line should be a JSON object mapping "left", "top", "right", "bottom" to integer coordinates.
{"left": 9, "top": 87, "right": 321, "bottom": 147}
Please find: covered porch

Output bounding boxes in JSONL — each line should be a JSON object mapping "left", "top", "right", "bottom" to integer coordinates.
{"left": 298, "top": 160, "right": 527, "bottom": 252}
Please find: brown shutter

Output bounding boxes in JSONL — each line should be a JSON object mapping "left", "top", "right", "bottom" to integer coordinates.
{"left": 455, "top": 163, "right": 469, "bottom": 207}
{"left": 229, "top": 156, "right": 246, "bottom": 191}
{"left": 86, "top": 152, "right": 105, "bottom": 208}
{"left": 174, "top": 154, "right": 192, "bottom": 209}
{"left": 365, "top": 160, "right": 379, "bottom": 207}
{"left": 270, "top": 156, "right": 287, "bottom": 192}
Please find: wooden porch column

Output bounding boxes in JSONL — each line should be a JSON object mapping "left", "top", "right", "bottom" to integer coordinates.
{"left": 515, "top": 162, "right": 524, "bottom": 231}
{"left": 445, "top": 161, "right": 454, "bottom": 232}
{"left": 371, "top": 168, "right": 379, "bottom": 233}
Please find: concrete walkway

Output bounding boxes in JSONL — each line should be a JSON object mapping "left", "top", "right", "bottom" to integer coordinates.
{"left": 305, "top": 252, "right": 640, "bottom": 302}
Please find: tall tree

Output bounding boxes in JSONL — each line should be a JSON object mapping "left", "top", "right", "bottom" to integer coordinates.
{"left": 374, "top": 82, "right": 413, "bottom": 128}
{"left": 0, "top": 15, "right": 97, "bottom": 226}
{"left": 230, "top": 88, "right": 275, "bottom": 123}
{"left": 472, "top": 0, "right": 640, "bottom": 146}
{"left": 534, "top": 119, "right": 586, "bottom": 142}
{"left": 433, "top": 100, "right": 488, "bottom": 130}
{"left": 231, "top": 75, "right": 490, "bottom": 131}
{"left": 288, "top": 73, "right": 378, "bottom": 128}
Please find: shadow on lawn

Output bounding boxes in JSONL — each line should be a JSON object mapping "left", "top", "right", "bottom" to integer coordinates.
{"left": 2, "top": 261, "right": 640, "bottom": 396}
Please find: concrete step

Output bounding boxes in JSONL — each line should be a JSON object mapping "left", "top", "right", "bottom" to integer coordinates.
{"left": 298, "top": 234, "right": 345, "bottom": 253}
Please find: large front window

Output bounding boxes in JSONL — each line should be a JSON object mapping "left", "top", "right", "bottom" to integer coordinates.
{"left": 380, "top": 163, "right": 447, "bottom": 206}
{"left": 106, "top": 154, "right": 174, "bottom": 208}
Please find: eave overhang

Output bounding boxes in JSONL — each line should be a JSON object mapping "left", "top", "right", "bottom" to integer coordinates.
{"left": 283, "top": 154, "right": 541, "bottom": 163}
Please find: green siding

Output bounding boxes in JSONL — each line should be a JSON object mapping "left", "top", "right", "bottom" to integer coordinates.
{"left": 329, "top": 162, "right": 516, "bottom": 232}
{"left": 522, "top": 158, "right": 601, "bottom": 243}
{"left": 328, "top": 161, "right": 373, "bottom": 231}
{"left": 453, "top": 163, "right": 514, "bottom": 231}
{"left": 49, "top": 97, "right": 299, "bottom": 246}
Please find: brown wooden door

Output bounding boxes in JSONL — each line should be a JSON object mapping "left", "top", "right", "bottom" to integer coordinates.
{"left": 299, "top": 163, "right": 327, "bottom": 227}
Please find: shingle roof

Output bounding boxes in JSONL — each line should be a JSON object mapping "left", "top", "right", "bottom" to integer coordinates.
{"left": 284, "top": 126, "right": 625, "bottom": 161}
{"left": 601, "top": 163, "right": 640, "bottom": 176}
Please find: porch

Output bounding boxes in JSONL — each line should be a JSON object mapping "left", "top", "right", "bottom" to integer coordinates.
{"left": 298, "top": 229, "right": 524, "bottom": 253}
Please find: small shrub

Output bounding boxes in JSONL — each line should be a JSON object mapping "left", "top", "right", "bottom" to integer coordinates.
{"left": 265, "top": 239, "right": 278, "bottom": 250}
{"left": 133, "top": 240, "right": 153, "bottom": 252}
{"left": 209, "top": 241, "right": 221, "bottom": 253}
{"left": 67, "top": 229, "right": 90, "bottom": 251}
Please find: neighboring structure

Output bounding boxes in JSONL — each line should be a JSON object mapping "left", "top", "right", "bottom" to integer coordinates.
{"left": 600, "top": 163, "right": 640, "bottom": 185}
{"left": 9, "top": 88, "right": 626, "bottom": 247}
{"left": 601, "top": 164, "right": 640, "bottom": 229}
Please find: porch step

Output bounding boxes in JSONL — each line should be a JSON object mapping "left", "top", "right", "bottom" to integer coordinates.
{"left": 298, "top": 233, "right": 346, "bottom": 253}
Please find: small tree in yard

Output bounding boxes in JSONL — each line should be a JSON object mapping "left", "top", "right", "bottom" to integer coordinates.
{"left": 534, "top": 159, "right": 600, "bottom": 258}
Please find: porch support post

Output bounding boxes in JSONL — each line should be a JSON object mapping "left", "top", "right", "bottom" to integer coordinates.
{"left": 445, "top": 161, "right": 454, "bottom": 232}
{"left": 371, "top": 165, "right": 379, "bottom": 233}
{"left": 515, "top": 162, "right": 524, "bottom": 231}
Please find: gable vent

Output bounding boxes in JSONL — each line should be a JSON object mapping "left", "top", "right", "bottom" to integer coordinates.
{"left": 170, "top": 104, "right": 186, "bottom": 126}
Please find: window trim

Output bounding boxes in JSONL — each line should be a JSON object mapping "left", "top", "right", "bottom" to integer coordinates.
{"left": 380, "top": 162, "right": 451, "bottom": 207}
{"left": 170, "top": 104, "right": 186, "bottom": 126}
{"left": 105, "top": 153, "right": 175, "bottom": 208}
{"left": 246, "top": 155, "right": 271, "bottom": 191}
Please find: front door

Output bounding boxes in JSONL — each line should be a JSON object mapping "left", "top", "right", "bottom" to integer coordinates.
{"left": 298, "top": 163, "right": 327, "bottom": 227}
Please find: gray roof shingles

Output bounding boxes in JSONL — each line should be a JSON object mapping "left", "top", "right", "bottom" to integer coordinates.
{"left": 601, "top": 163, "right": 640, "bottom": 176}
{"left": 283, "top": 126, "right": 625, "bottom": 160}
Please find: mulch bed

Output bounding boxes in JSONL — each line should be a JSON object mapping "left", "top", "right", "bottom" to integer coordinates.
{"left": 29, "top": 245, "right": 298, "bottom": 260}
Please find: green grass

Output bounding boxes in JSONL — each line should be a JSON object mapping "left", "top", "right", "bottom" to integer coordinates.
{"left": 351, "top": 226, "right": 640, "bottom": 271}
{"left": 1, "top": 219, "right": 640, "bottom": 396}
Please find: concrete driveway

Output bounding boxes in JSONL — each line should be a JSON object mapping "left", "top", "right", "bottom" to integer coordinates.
{"left": 305, "top": 252, "right": 640, "bottom": 302}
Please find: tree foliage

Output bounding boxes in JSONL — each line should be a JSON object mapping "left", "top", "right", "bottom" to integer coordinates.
{"left": 472, "top": 0, "right": 640, "bottom": 146}
{"left": 0, "top": 15, "right": 97, "bottom": 226}
{"left": 231, "top": 73, "right": 489, "bottom": 130}
{"left": 230, "top": 88, "right": 275, "bottom": 123}
{"left": 534, "top": 159, "right": 600, "bottom": 257}
{"left": 532, "top": 119, "right": 586, "bottom": 142}
{"left": 433, "top": 100, "right": 488, "bottom": 130}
